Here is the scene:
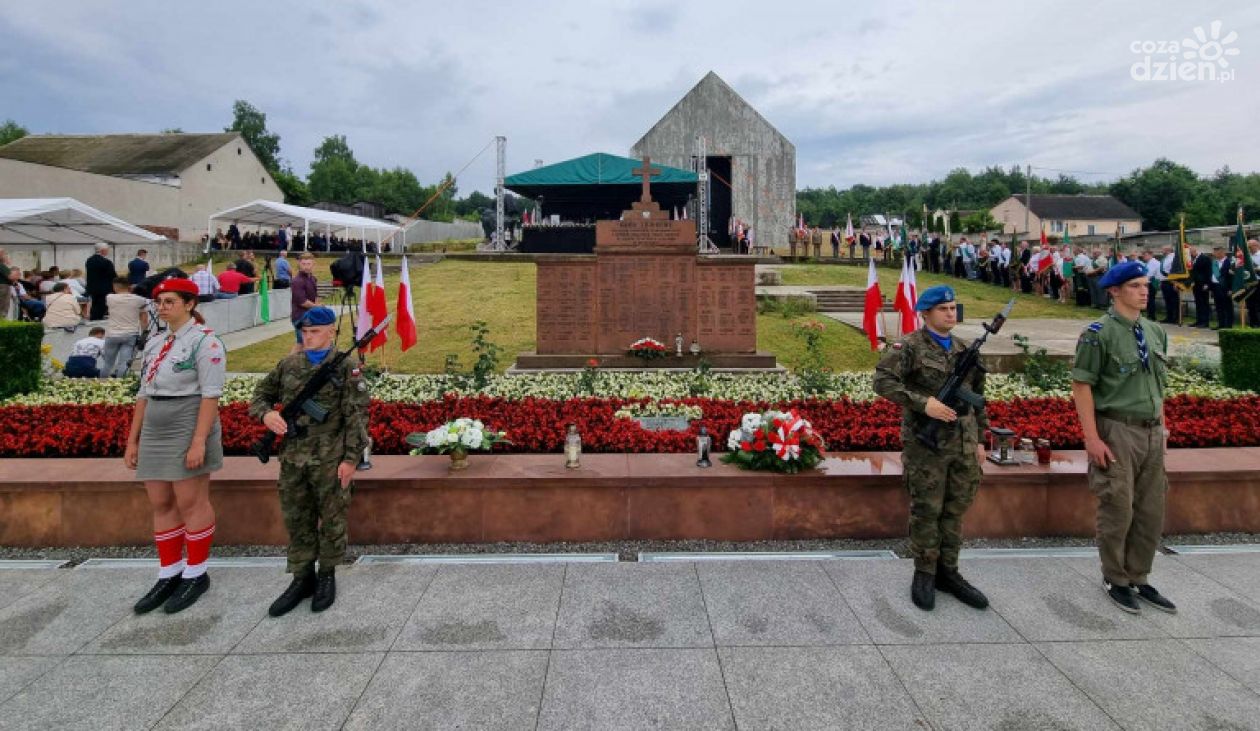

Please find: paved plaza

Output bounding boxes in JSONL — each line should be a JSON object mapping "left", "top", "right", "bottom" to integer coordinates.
{"left": 1, "top": 551, "right": 1259, "bottom": 729}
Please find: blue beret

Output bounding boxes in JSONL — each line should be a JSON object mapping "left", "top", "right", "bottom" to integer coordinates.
{"left": 1099, "top": 260, "right": 1147, "bottom": 288}
{"left": 298, "top": 306, "right": 337, "bottom": 327}
{"left": 915, "top": 285, "right": 956, "bottom": 311}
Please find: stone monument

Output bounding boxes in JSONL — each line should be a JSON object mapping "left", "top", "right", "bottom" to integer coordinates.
{"left": 515, "top": 158, "right": 774, "bottom": 369}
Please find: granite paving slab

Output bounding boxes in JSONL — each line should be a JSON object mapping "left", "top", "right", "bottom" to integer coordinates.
{"left": 0, "top": 567, "right": 151, "bottom": 655}
{"left": 0, "top": 655, "right": 63, "bottom": 706}
{"left": 882, "top": 643, "right": 1120, "bottom": 730}
{"left": 823, "top": 559, "right": 1024, "bottom": 644}
{"left": 393, "top": 563, "right": 564, "bottom": 651}
{"left": 538, "top": 649, "right": 733, "bottom": 731}
{"left": 232, "top": 564, "right": 436, "bottom": 654}
{"left": 553, "top": 562, "right": 712, "bottom": 649}
{"left": 0, "top": 654, "right": 219, "bottom": 731}
{"left": 718, "top": 645, "right": 924, "bottom": 729}
{"left": 696, "top": 560, "right": 869, "bottom": 646}
{"left": 343, "top": 650, "right": 548, "bottom": 730}
{"left": 1038, "top": 639, "right": 1260, "bottom": 731}
{"left": 154, "top": 652, "right": 381, "bottom": 731}
{"left": 1182, "top": 637, "right": 1260, "bottom": 695}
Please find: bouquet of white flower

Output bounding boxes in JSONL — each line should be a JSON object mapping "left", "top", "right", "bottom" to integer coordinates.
{"left": 404, "top": 417, "right": 510, "bottom": 455}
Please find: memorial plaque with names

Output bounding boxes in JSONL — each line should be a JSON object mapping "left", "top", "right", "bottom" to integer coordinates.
{"left": 530, "top": 157, "right": 762, "bottom": 363}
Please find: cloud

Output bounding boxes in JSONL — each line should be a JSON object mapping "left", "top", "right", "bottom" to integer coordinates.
{"left": 0, "top": 0, "right": 1258, "bottom": 197}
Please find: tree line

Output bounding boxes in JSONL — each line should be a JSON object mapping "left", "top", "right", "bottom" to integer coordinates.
{"left": 797, "top": 159, "right": 1260, "bottom": 233}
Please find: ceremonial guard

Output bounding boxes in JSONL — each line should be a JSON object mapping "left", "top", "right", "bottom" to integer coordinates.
{"left": 249, "top": 306, "right": 370, "bottom": 616}
{"left": 126, "top": 277, "right": 224, "bottom": 615}
{"left": 1070, "top": 261, "right": 1176, "bottom": 614}
{"left": 874, "top": 285, "right": 991, "bottom": 611}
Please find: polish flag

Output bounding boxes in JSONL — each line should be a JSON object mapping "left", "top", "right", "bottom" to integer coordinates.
{"left": 1040, "top": 225, "right": 1048, "bottom": 246}
{"left": 368, "top": 256, "right": 389, "bottom": 352}
{"left": 862, "top": 256, "right": 884, "bottom": 350}
{"left": 396, "top": 255, "right": 417, "bottom": 352}
{"left": 845, "top": 212, "right": 855, "bottom": 243}
{"left": 894, "top": 254, "right": 919, "bottom": 335}
{"left": 356, "top": 256, "right": 372, "bottom": 340}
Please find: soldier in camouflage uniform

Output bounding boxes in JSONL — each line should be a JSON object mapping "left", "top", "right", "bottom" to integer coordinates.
{"left": 874, "top": 285, "right": 991, "bottom": 612}
{"left": 250, "top": 306, "right": 370, "bottom": 616}
{"left": 1071, "top": 260, "right": 1177, "bottom": 615}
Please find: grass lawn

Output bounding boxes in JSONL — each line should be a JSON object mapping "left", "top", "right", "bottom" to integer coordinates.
{"left": 227, "top": 259, "right": 880, "bottom": 373}
{"left": 779, "top": 263, "right": 1099, "bottom": 320}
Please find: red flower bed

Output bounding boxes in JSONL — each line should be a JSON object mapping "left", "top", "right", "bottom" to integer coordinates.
{"left": 3, "top": 395, "right": 1258, "bottom": 459}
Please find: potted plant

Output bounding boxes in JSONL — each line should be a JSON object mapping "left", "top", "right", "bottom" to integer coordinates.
{"left": 405, "top": 418, "right": 510, "bottom": 471}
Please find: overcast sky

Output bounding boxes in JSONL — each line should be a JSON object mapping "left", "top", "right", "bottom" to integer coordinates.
{"left": 3, "top": 1, "right": 1258, "bottom": 196}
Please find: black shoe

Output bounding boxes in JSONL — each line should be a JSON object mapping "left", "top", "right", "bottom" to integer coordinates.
{"left": 1104, "top": 580, "right": 1140, "bottom": 614}
{"left": 1133, "top": 583, "right": 1177, "bottom": 613}
{"left": 163, "top": 574, "right": 210, "bottom": 614}
{"left": 133, "top": 576, "right": 183, "bottom": 615}
{"left": 269, "top": 570, "right": 316, "bottom": 617}
{"left": 911, "top": 570, "right": 936, "bottom": 611}
{"left": 311, "top": 571, "right": 336, "bottom": 613}
{"left": 936, "top": 568, "right": 990, "bottom": 609}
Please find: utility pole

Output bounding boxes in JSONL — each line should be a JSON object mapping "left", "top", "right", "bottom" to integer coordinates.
{"left": 493, "top": 136, "right": 506, "bottom": 250}
{"left": 1024, "top": 163, "right": 1031, "bottom": 238}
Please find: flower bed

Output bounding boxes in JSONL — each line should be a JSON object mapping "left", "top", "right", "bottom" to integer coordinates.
{"left": 4, "top": 393, "right": 1259, "bottom": 459}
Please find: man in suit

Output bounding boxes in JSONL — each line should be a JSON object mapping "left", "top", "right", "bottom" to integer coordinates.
{"left": 84, "top": 243, "right": 117, "bottom": 321}
{"left": 1159, "top": 246, "right": 1181, "bottom": 325}
{"left": 1212, "top": 246, "right": 1234, "bottom": 329}
{"left": 1190, "top": 246, "right": 1213, "bottom": 327}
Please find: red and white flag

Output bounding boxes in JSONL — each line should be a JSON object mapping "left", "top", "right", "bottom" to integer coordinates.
{"left": 368, "top": 256, "right": 389, "bottom": 352}
{"left": 862, "top": 256, "right": 884, "bottom": 351}
{"left": 845, "top": 212, "right": 855, "bottom": 243}
{"left": 396, "top": 255, "right": 417, "bottom": 352}
{"left": 356, "top": 256, "right": 372, "bottom": 340}
{"left": 894, "top": 254, "right": 919, "bottom": 335}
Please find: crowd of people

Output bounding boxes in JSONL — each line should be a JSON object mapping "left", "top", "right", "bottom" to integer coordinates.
{"left": 203, "top": 222, "right": 391, "bottom": 254}
{"left": 783, "top": 226, "right": 1260, "bottom": 327}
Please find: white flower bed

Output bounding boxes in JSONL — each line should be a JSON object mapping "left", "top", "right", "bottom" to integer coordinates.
{"left": 4, "top": 368, "right": 1248, "bottom": 407}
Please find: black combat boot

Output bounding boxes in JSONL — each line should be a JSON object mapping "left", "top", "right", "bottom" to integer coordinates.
{"left": 911, "top": 570, "right": 936, "bottom": 611}
{"left": 936, "top": 566, "right": 989, "bottom": 609}
{"left": 133, "top": 576, "right": 183, "bottom": 615}
{"left": 163, "top": 574, "right": 210, "bottom": 614}
{"left": 269, "top": 569, "right": 316, "bottom": 617}
{"left": 311, "top": 568, "right": 336, "bottom": 613}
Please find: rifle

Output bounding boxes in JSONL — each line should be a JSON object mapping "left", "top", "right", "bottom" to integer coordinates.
{"left": 915, "top": 299, "right": 1014, "bottom": 450}
{"left": 251, "top": 315, "right": 391, "bottom": 464}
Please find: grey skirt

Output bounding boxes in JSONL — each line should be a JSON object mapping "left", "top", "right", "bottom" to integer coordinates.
{"left": 136, "top": 396, "right": 223, "bottom": 481}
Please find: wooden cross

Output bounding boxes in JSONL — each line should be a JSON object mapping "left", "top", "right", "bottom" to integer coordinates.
{"left": 632, "top": 157, "right": 661, "bottom": 204}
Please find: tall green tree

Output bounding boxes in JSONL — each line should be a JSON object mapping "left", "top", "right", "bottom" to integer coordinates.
{"left": 0, "top": 119, "right": 28, "bottom": 146}
{"left": 225, "top": 100, "right": 282, "bottom": 173}
{"left": 307, "top": 134, "right": 360, "bottom": 205}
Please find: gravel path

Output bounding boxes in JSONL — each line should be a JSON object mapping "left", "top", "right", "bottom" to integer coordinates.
{"left": 4, "top": 533, "right": 1257, "bottom": 565}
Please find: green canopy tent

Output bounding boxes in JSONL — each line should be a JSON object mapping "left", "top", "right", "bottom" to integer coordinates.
{"left": 505, "top": 153, "right": 697, "bottom": 252}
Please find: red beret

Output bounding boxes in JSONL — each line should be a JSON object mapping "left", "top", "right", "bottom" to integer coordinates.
{"left": 151, "top": 277, "right": 199, "bottom": 297}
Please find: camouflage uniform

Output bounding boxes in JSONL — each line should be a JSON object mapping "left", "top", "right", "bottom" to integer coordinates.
{"left": 874, "top": 329, "right": 989, "bottom": 574}
{"left": 249, "top": 354, "right": 370, "bottom": 574}
{"left": 1071, "top": 308, "right": 1169, "bottom": 587}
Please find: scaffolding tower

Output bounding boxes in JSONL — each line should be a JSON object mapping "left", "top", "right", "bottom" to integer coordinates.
{"left": 694, "top": 135, "right": 718, "bottom": 253}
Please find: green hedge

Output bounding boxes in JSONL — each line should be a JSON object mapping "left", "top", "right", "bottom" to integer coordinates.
{"left": 1219, "top": 328, "right": 1260, "bottom": 392}
{"left": 0, "top": 321, "right": 43, "bottom": 399}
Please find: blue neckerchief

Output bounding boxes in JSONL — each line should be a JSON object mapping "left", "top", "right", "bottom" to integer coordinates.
{"left": 926, "top": 329, "right": 952, "bottom": 352}
{"left": 305, "top": 348, "right": 331, "bottom": 366}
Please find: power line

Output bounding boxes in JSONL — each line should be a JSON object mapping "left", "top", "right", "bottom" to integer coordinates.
{"left": 1028, "top": 164, "right": 1127, "bottom": 178}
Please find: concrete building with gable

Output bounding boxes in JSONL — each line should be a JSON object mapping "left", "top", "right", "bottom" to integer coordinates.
{"left": 992, "top": 193, "right": 1142, "bottom": 238}
{"left": 0, "top": 132, "right": 283, "bottom": 242}
{"left": 631, "top": 71, "right": 796, "bottom": 251}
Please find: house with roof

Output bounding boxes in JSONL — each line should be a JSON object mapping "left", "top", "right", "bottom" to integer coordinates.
{"left": 0, "top": 133, "right": 283, "bottom": 241}
{"left": 991, "top": 194, "right": 1141, "bottom": 238}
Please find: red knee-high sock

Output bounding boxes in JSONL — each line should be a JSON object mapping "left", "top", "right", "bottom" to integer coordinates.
{"left": 155, "top": 524, "right": 186, "bottom": 579}
{"left": 182, "top": 523, "right": 215, "bottom": 579}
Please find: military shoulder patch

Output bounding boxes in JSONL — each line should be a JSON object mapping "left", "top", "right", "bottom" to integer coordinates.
{"left": 1086, "top": 322, "right": 1103, "bottom": 333}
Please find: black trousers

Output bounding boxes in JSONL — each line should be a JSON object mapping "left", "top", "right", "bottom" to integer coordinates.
{"left": 1193, "top": 283, "right": 1212, "bottom": 326}
{"left": 1160, "top": 281, "right": 1180, "bottom": 324}
{"left": 1248, "top": 290, "right": 1260, "bottom": 327}
{"left": 89, "top": 292, "right": 109, "bottom": 321}
{"left": 1146, "top": 282, "right": 1160, "bottom": 321}
{"left": 1213, "top": 284, "right": 1234, "bottom": 328}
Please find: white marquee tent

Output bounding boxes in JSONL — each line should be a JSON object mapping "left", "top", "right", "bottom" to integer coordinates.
{"left": 0, "top": 197, "right": 165, "bottom": 265}
{"left": 207, "top": 200, "right": 402, "bottom": 252}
